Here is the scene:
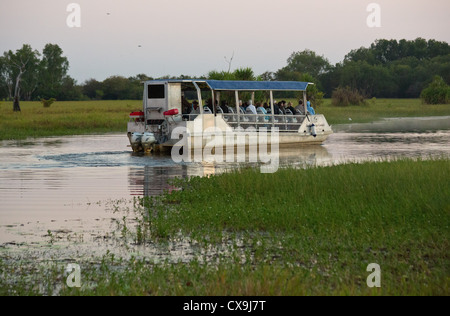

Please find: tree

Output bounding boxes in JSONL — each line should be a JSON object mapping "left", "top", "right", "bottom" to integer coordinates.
{"left": 37, "top": 44, "right": 69, "bottom": 99}
{"left": 335, "top": 60, "right": 396, "bottom": 97}
{"left": 283, "top": 49, "right": 331, "bottom": 79}
{"left": 102, "top": 76, "right": 134, "bottom": 100}
{"left": 0, "top": 44, "right": 40, "bottom": 111}
{"left": 0, "top": 56, "right": 8, "bottom": 100}
{"left": 128, "top": 74, "right": 153, "bottom": 99}
{"left": 207, "top": 70, "right": 235, "bottom": 80}
{"left": 275, "top": 67, "right": 302, "bottom": 82}
{"left": 82, "top": 78, "right": 103, "bottom": 100}
{"left": 301, "top": 73, "right": 324, "bottom": 106}
{"left": 370, "top": 39, "right": 400, "bottom": 64}
{"left": 259, "top": 71, "right": 275, "bottom": 81}
{"left": 233, "top": 67, "right": 255, "bottom": 81}
{"left": 57, "top": 76, "right": 83, "bottom": 101}
{"left": 420, "top": 76, "right": 450, "bottom": 104}
{"left": 344, "top": 47, "right": 378, "bottom": 65}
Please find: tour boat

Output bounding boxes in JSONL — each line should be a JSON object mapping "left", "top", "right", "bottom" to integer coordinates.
{"left": 127, "top": 79, "right": 333, "bottom": 152}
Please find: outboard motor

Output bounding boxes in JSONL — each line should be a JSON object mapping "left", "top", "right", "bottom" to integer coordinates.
{"left": 141, "top": 132, "right": 156, "bottom": 152}
{"left": 130, "top": 132, "right": 143, "bottom": 152}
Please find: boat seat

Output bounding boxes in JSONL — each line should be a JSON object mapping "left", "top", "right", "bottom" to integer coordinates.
{"left": 246, "top": 108, "right": 257, "bottom": 122}
{"left": 225, "top": 107, "right": 236, "bottom": 122}
{"left": 285, "top": 109, "right": 298, "bottom": 123}
{"left": 257, "top": 108, "right": 269, "bottom": 123}
{"left": 238, "top": 108, "right": 250, "bottom": 122}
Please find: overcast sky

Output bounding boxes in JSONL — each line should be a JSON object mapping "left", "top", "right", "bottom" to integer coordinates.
{"left": 1, "top": 0, "right": 449, "bottom": 83}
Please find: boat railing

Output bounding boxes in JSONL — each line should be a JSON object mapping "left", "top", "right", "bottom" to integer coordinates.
{"left": 181, "top": 113, "right": 307, "bottom": 132}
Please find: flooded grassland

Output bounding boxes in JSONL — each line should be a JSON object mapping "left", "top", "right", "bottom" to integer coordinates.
{"left": 0, "top": 116, "right": 449, "bottom": 295}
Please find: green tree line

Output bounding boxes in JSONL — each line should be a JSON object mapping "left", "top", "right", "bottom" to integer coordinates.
{"left": 1, "top": 38, "right": 449, "bottom": 106}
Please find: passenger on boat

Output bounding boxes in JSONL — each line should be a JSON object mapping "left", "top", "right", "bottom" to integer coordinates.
{"left": 306, "top": 101, "right": 316, "bottom": 115}
{"left": 295, "top": 100, "right": 305, "bottom": 115}
{"left": 286, "top": 102, "right": 296, "bottom": 115}
{"left": 272, "top": 102, "right": 281, "bottom": 115}
{"left": 191, "top": 101, "right": 200, "bottom": 114}
{"left": 220, "top": 101, "right": 230, "bottom": 113}
{"left": 257, "top": 102, "right": 267, "bottom": 114}
{"left": 246, "top": 100, "right": 257, "bottom": 115}
{"left": 278, "top": 101, "right": 286, "bottom": 114}
{"left": 181, "top": 96, "right": 191, "bottom": 115}
{"left": 257, "top": 102, "right": 270, "bottom": 121}
{"left": 263, "top": 102, "right": 270, "bottom": 110}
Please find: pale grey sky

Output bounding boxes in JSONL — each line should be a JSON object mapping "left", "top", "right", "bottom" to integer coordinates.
{"left": 1, "top": 0, "right": 449, "bottom": 83}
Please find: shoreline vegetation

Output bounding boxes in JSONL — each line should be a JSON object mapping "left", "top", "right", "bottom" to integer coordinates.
{"left": 1, "top": 158, "right": 449, "bottom": 296}
{"left": 0, "top": 99, "right": 449, "bottom": 141}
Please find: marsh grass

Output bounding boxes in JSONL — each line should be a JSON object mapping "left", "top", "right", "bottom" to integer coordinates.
{"left": 2, "top": 159, "right": 447, "bottom": 296}
{"left": 119, "top": 158, "right": 450, "bottom": 295}
{"left": 1, "top": 99, "right": 449, "bottom": 140}
{"left": 0, "top": 100, "right": 140, "bottom": 140}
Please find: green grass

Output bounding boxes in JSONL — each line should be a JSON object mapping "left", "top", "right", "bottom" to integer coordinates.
{"left": 1, "top": 159, "right": 448, "bottom": 295}
{"left": 0, "top": 100, "right": 139, "bottom": 141}
{"left": 0, "top": 99, "right": 449, "bottom": 141}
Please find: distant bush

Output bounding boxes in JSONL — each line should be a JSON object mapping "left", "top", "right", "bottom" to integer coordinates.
{"left": 420, "top": 76, "right": 450, "bottom": 104}
{"left": 41, "top": 98, "right": 56, "bottom": 108}
{"left": 332, "top": 86, "right": 366, "bottom": 106}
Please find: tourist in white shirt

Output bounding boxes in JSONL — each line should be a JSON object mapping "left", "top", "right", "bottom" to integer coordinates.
{"left": 246, "top": 100, "right": 257, "bottom": 115}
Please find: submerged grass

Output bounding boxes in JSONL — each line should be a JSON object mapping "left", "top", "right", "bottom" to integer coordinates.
{"left": 0, "top": 99, "right": 449, "bottom": 140}
{"left": 1, "top": 158, "right": 448, "bottom": 295}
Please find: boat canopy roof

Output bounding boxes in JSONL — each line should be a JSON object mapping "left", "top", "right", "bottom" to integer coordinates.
{"left": 205, "top": 80, "right": 310, "bottom": 91}
{"left": 146, "top": 79, "right": 312, "bottom": 92}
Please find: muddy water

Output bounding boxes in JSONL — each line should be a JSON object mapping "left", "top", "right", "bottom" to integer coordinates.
{"left": 0, "top": 116, "right": 449, "bottom": 261}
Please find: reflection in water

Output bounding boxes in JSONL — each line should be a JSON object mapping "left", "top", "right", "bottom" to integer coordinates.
{"left": 129, "top": 165, "right": 189, "bottom": 197}
{"left": 127, "top": 145, "right": 332, "bottom": 197}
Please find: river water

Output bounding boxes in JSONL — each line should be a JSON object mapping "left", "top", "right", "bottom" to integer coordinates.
{"left": 0, "top": 116, "right": 449, "bottom": 261}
